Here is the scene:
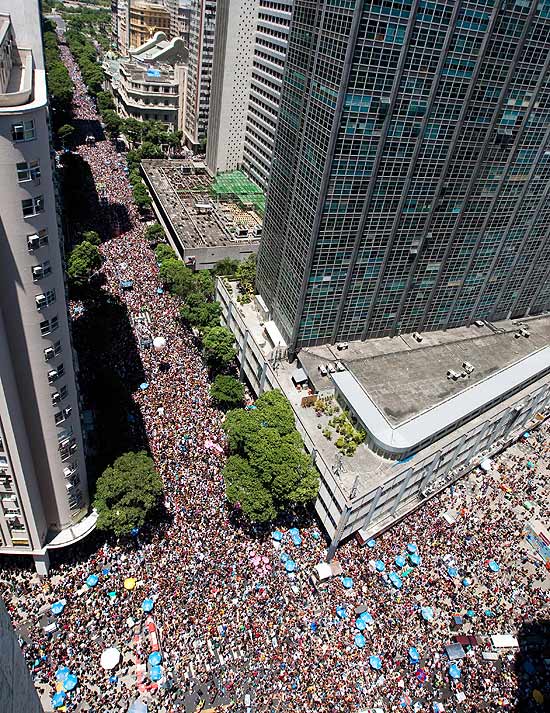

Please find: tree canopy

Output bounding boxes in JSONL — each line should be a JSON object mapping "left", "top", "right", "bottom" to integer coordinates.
{"left": 236, "top": 254, "right": 256, "bottom": 295}
{"left": 210, "top": 375, "right": 244, "bottom": 410}
{"left": 202, "top": 326, "right": 237, "bottom": 371}
{"left": 159, "top": 258, "right": 195, "bottom": 298}
{"left": 146, "top": 223, "right": 165, "bottom": 245}
{"left": 222, "top": 390, "right": 319, "bottom": 522}
{"left": 93, "top": 451, "right": 163, "bottom": 537}
{"left": 67, "top": 240, "right": 102, "bottom": 288}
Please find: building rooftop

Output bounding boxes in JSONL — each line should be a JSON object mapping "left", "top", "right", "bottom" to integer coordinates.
{"left": 141, "top": 160, "right": 262, "bottom": 250}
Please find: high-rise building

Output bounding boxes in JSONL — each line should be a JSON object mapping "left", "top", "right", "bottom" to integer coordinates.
{"left": 206, "top": 0, "right": 259, "bottom": 174}
{"left": 257, "top": 0, "right": 550, "bottom": 355}
{"left": 129, "top": 1, "right": 172, "bottom": 49}
{"left": 184, "top": 0, "right": 216, "bottom": 150}
{"left": 0, "top": 0, "right": 93, "bottom": 574}
{"left": 241, "top": 0, "right": 293, "bottom": 190}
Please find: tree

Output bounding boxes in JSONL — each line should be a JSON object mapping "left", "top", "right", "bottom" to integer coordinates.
{"left": 155, "top": 243, "right": 176, "bottom": 264}
{"left": 58, "top": 123, "right": 75, "bottom": 145}
{"left": 194, "top": 269, "right": 214, "bottom": 298}
{"left": 96, "top": 90, "right": 115, "bottom": 114}
{"left": 236, "top": 254, "right": 256, "bottom": 295}
{"left": 82, "top": 230, "right": 100, "bottom": 245}
{"left": 210, "top": 375, "right": 244, "bottom": 410}
{"left": 122, "top": 118, "right": 143, "bottom": 147}
{"left": 132, "top": 181, "right": 151, "bottom": 211}
{"left": 146, "top": 222, "right": 165, "bottom": 245}
{"left": 221, "top": 390, "right": 320, "bottom": 522}
{"left": 202, "top": 326, "right": 236, "bottom": 371}
{"left": 102, "top": 109, "right": 122, "bottom": 138}
{"left": 224, "top": 455, "right": 277, "bottom": 523}
{"left": 67, "top": 240, "right": 101, "bottom": 288}
{"left": 93, "top": 451, "right": 163, "bottom": 536}
{"left": 159, "top": 258, "right": 195, "bottom": 298}
{"left": 213, "top": 257, "right": 239, "bottom": 277}
{"left": 179, "top": 293, "right": 221, "bottom": 330}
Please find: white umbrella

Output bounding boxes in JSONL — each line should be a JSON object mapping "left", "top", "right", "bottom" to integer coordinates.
{"left": 100, "top": 647, "right": 121, "bottom": 670}
{"left": 153, "top": 336, "right": 166, "bottom": 352}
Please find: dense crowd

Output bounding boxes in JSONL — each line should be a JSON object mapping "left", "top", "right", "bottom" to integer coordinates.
{"left": 1, "top": 35, "right": 549, "bottom": 713}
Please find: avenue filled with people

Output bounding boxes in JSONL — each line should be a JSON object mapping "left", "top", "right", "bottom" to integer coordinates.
{"left": 1, "top": 33, "right": 549, "bottom": 713}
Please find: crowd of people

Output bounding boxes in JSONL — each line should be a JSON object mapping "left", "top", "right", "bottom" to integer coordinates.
{"left": 1, "top": 33, "right": 549, "bottom": 713}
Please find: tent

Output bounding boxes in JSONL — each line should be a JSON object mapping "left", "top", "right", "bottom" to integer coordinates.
{"left": 367, "top": 538, "right": 376, "bottom": 548}
{"left": 488, "top": 560, "right": 500, "bottom": 572}
{"left": 100, "top": 647, "right": 121, "bottom": 670}
{"left": 271, "top": 530, "right": 283, "bottom": 542}
{"left": 389, "top": 572, "right": 403, "bottom": 589}
{"left": 313, "top": 563, "right": 332, "bottom": 581}
{"left": 148, "top": 651, "right": 162, "bottom": 666}
{"left": 410, "top": 553, "right": 421, "bottom": 566}
{"left": 86, "top": 574, "right": 99, "bottom": 587}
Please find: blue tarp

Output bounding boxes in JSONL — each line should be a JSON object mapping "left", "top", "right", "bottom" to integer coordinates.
{"left": 375, "top": 560, "right": 385, "bottom": 572}
{"left": 354, "top": 633, "right": 366, "bottom": 648}
{"left": 51, "top": 601, "right": 65, "bottom": 615}
{"left": 86, "top": 574, "right": 99, "bottom": 587}
{"left": 142, "top": 598, "right": 154, "bottom": 613}
{"left": 148, "top": 652, "right": 162, "bottom": 666}
{"left": 369, "top": 655, "right": 382, "bottom": 670}
{"left": 342, "top": 577, "right": 353, "bottom": 589}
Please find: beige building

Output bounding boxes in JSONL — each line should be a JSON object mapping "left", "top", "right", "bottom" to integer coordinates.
{"left": 0, "top": 1, "right": 95, "bottom": 574}
{"left": 129, "top": 1, "right": 171, "bottom": 50}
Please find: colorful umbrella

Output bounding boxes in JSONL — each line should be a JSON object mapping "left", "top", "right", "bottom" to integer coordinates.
{"left": 148, "top": 651, "right": 162, "bottom": 666}
{"left": 395, "top": 555, "right": 407, "bottom": 568}
{"left": 63, "top": 673, "right": 78, "bottom": 691}
{"left": 410, "top": 553, "right": 421, "bottom": 566}
{"left": 150, "top": 665, "right": 162, "bottom": 682}
{"left": 407, "top": 543, "right": 418, "bottom": 554}
{"left": 124, "top": 577, "right": 136, "bottom": 590}
{"left": 271, "top": 530, "right": 283, "bottom": 542}
{"left": 336, "top": 606, "right": 347, "bottom": 619}
{"left": 55, "top": 666, "right": 70, "bottom": 682}
{"left": 51, "top": 601, "right": 65, "bottom": 615}
{"left": 52, "top": 691, "right": 66, "bottom": 709}
{"left": 366, "top": 539, "right": 376, "bottom": 548}
{"left": 447, "top": 566, "right": 458, "bottom": 578}
{"left": 421, "top": 606, "right": 434, "bottom": 622}
{"left": 285, "top": 559, "right": 296, "bottom": 573}
{"left": 449, "top": 663, "right": 461, "bottom": 679}
{"left": 369, "top": 655, "right": 382, "bottom": 670}
{"left": 375, "top": 560, "right": 385, "bottom": 572}
{"left": 488, "top": 560, "right": 500, "bottom": 572}
{"left": 142, "top": 598, "right": 154, "bottom": 613}
{"left": 416, "top": 669, "right": 427, "bottom": 683}
{"left": 354, "top": 633, "right": 366, "bottom": 648}
{"left": 409, "top": 647, "right": 420, "bottom": 663}
{"left": 86, "top": 574, "right": 99, "bottom": 587}
{"left": 342, "top": 576, "right": 353, "bottom": 589}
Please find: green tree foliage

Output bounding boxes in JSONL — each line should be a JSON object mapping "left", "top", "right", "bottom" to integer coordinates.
{"left": 96, "top": 91, "right": 115, "bottom": 114}
{"left": 43, "top": 19, "right": 73, "bottom": 126}
{"left": 93, "top": 451, "right": 163, "bottom": 536}
{"left": 236, "top": 254, "right": 256, "bottom": 295}
{"left": 194, "top": 270, "right": 214, "bottom": 298}
{"left": 213, "top": 257, "right": 239, "bottom": 277}
{"left": 146, "top": 222, "right": 165, "bottom": 245}
{"left": 155, "top": 243, "right": 176, "bottom": 264}
{"left": 202, "top": 326, "right": 237, "bottom": 371}
{"left": 57, "top": 123, "right": 75, "bottom": 144}
{"left": 210, "top": 375, "right": 244, "bottom": 410}
{"left": 102, "top": 110, "right": 123, "bottom": 138}
{"left": 82, "top": 230, "right": 100, "bottom": 245}
{"left": 222, "top": 390, "right": 319, "bottom": 522}
{"left": 179, "top": 293, "right": 221, "bottom": 330}
{"left": 67, "top": 240, "right": 102, "bottom": 288}
{"left": 65, "top": 29, "right": 105, "bottom": 96}
{"left": 159, "top": 258, "right": 195, "bottom": 297}
{"left": 132, "top": 181, "right": 151, "bottom": 211}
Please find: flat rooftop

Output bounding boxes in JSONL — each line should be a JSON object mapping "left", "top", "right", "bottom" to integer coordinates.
{"left": 299, "top": 316, "right": 550, "bottom": 426}
{"left": 141, "top": 160, "right": 262, "bottom": 250}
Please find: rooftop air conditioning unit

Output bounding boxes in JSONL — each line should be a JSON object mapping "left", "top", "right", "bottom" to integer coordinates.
{"left": 462, "top": 361, "right": 474, "bottom": 374}
{"left": 59, "top": 438, "right": 70, "bottom": 449}
{"left": 64, "top": 406, "right": 72, "bottom": 418}
{"left": 48, "top": 370, "right": 58, "bottom": 384}
{"left": 446, "top": 369, "right": 460, "bottom": 380}
{"left": 52, "top": 392, "right": 61, "bottom": 404}
{"left": 32, "top": 266, "right": 43, "bottom": 280}
{"left": 336, "top": 342, "right": 349, "bottom": 351}
{"left": 474, "top": 320, "right": 484, "bottom": 328}
{"left": 44, "top": 347, "right": 55, "bottom": 361}
{"left": 28, "top": 234, "right": 40, "bottom": 251}
{"left": 36, "top": 295, "right": 47, "bottom": 310}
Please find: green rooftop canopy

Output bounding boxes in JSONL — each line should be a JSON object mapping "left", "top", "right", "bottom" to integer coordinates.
{"left": 210, "top": 171, "right": 265, "bottom": 215}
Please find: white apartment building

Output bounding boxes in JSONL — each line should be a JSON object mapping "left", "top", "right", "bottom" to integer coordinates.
{"left": 241, "top": 0, "right": 292, "bottom": 190}
{"left": 0, "top": 1, "right": 94, "bottom": 574}
{"left": 183, "top": 0, "right": 216, "bottom": 150}
{"left": 206, "top": 0, "right": 259, "bottom": 175}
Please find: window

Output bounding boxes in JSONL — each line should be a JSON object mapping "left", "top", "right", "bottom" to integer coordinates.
{"left": 35, "top": 288, "right": 56, "bottom": 310}
{"left": 11, "top": 120, "right": 35, "bottom": 142}
{"left": 54, "top": 410, "right": 65, "bottom": 425}
{"left": 32, "top": 260, "right": 51, "bottom": 281}
{"left": 27, "top": 230, "right": 49, "bottom": 251}
{"left": 44, "top": 340, "right": 61, "bottom": 361}
{"left": 16, "top": 160, "right": 40, "bottom": 182}
{"left": 39, "top": 314, "right": 58, "bottom": 336}
{"left": 22, "top": 195, "right": 44, "bottom": 217}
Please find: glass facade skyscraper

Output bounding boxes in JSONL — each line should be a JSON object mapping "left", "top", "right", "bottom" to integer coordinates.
{"left": 257, "top": 0, "right": 550, "bottom": 354}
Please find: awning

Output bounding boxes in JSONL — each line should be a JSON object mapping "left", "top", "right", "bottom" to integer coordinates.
{"left": 291, "top": 368, "right": 308, "bottom": 385}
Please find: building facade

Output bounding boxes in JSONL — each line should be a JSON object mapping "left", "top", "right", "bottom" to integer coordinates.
{"left": 0, "top": 1, "right": 94, "bottom": 573}
{"left": 184, "top": 0, "right": 216, "bottom": 150}
{"left": 129, "top": 1, "right": 172, "bottom": 49}
{"left": 241, "top": 0, "right": 293, "bottom": 190}
{"left": 257, "top": 0, "right": 550, "bottom": 355}
{"left": 206, "top": 0, "right": 259, "bottom": 174}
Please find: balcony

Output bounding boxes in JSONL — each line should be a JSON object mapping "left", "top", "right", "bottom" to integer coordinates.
{"left": 0, "top": 48, "right": 33, "bottom": 108}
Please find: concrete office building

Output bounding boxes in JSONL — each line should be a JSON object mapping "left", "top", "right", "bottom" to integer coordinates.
{"left": 206, "top": 0, "right": 259, "bottom": 175}
{"left": 257, "top": 0, "right": 550, "bottom": 355}
{"left": 241, "top": 0, "right": 292, "bottom": 190}
{"left": 0, "top": 600, "right": 43, "bottom": 713}
{"left": 184, "top": 0, "right": 216, "bottom": 150}
{"left": 0, "top": 1, "right": 94, "bottom": 573}
{"left": 217, "top": 278, "right": 550, "bottom": 547}
{"left": 129, "top": 1, "right": 172, "bottom": 50}
{"left": 113, "top": 0, "right": 130, "bottom": 54}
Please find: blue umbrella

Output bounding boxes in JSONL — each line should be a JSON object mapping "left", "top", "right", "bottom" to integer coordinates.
{"left": 409, "top": 647, "right": 420, "bottom": 663}
{"left": 356, "top": 617, "right": 366, "bottom": 631}
{"left": 407, "top": 543, "right": 418, "bottom": 554}
{"left": 51, "top": 601, "right": 65, "bottom": 615}
{"left": 410, "top": 553, "right": 421, "bottom": 566}
{"left": 389, "top": 572, "right": 403, "bottom": 589}
{"left": 142, "top": 598, "right": 154, "bottom": 613}
{"left": 150, "top": 664, "right": 162, "bottom": 682}
{"left": 342, "top": 576, "right": 353, "bottom": 589}
{"left": 421, "top": 607, "right": 434, "bottom": 622}
{"left": 102, "top": 567, "right": 111, "bottom": 576}
{"left": 447, "top": 566, "right": 458, "bottom": 578}
{"left": 488, "top": 560, "right": 500, "bottom": 573}
{"left": 55, "top": 666, "right": 70, "bottom": 682}
{"left": 375, "top": 560, "right": 385, "bottom": 572}
{"left": 369, "top": 655, "right": 382, "bottom": 670}
{"left": 148, "top": 651, "right": 162, "bottom": 666}
{"left": 527, "top": 461, "right": 534, "bottom": 469}
{"left": 462, "top": 577, "right": 472, "bottom": 587}
{"left": 156, "top": 287, "right": 164, "bottom": 294}
{"left": 354, "top": 633, "right": 366, "bottom": 648}
{"left": 285, "top": 559, "right": 296, "bottom": 573}
{"left": 366, "top": 539, "right": 376, "bottom": 548}
{"left": 336, "top": 606, "right": 347, "bottom": 619}
{"left": 288, "top": 527, "right": 299, "bottom": 537}
{"left": 109, "top": 675, "right": 118, "bottom": 684}
{"left": 359, "top": 611, "right": 373, "bottom": 625}
{"left": 310, "top": 622, "right": 317, "bottom": 632}
{"left": 467, "top": 609, "right": 475, "bottom": 618}
{"left": 280, "top": 552, "right": 289, "bottom": 563}
{"left": 312, "top": 531, "right": 320, "bottom": 540}
{"left": 395, "top": 555, "right": 406, "bottom": 568}
{"left": 139, "top": 382, "right": 149, "bottom": 390}
{"left": 86, "top": 574, "right": 99, "bottom": 587}
{"left": 272, "top": 530, "right": 283, "bottom": 542}
{"left": 484, "top": 609, "right": 494, "bottom": 618}
{"left": 131, "top": 527, "right": 140, "bottom": 537}
{"left": 52, "top": 691, "right": 66, "bottom": 709}
{"left": 449, "top": 663, "right": 461, "bottom": 679}
{"left": 63, "top": 673, "right": 78, "bottom": 691}
{"left": 291, "top": 533, "right": 302, "bottom": 546}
